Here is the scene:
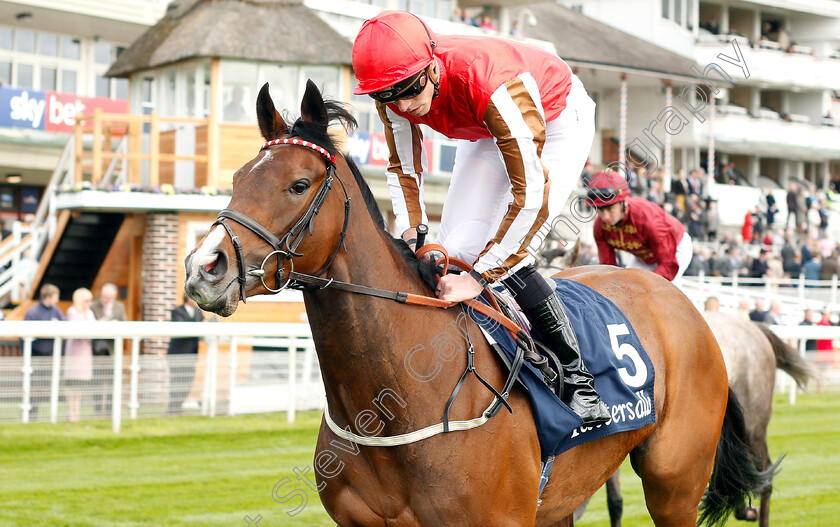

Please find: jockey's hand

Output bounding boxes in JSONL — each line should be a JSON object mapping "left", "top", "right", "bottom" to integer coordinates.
{"left": 436, "top": 272, "right": 484, "bottom": 303}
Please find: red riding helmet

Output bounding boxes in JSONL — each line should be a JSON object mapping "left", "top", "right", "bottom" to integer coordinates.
{"left": 587, "top": 170, "right": 630, "bottom": 207}
{"left": 352, "top": 11, "right": 437, "bottom": 95}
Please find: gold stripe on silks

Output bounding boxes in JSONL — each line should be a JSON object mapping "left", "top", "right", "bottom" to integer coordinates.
{"left": 378, "top": 102, "right": 425, "bottom": 228}
{"left": 476, "top": 78, "right": 550, "bottom": 282}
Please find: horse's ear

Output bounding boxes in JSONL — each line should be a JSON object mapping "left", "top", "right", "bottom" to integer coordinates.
{"left": 256, "top": 83, "right": 289, "bottom": 141}
{"left": 300, "top": 79, "right": 328, "bottom": 126}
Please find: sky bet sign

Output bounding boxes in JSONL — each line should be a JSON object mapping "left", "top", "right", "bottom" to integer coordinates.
{"left": 0, "top": 87, "right": 127, "bottom": 134}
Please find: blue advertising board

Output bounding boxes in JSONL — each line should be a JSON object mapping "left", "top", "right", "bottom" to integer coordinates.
{"left": 0, "top": 88, "right": 47, "bottom": 130}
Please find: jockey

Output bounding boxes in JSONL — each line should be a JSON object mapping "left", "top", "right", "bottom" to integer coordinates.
{"left": 352, "top": 11, "right": 609, "bottom": 426}
{"left": 588, "top": 171, "right": 693, "bottom": 282}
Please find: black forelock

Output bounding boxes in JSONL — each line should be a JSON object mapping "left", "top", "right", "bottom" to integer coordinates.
{"left": 288, "top": 97, "right": 440, "bottom": 290}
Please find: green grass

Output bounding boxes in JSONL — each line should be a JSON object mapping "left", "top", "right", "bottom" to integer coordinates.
{"left": 1, "top": 392, "right": 838, "bottom": 526}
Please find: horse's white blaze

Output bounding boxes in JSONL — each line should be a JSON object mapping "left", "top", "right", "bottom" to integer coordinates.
{"left": 191, "top": 224, "right": 226, "bottom": 274}
{"left": 250, "top": 151, "right": 273, "bottom": 173}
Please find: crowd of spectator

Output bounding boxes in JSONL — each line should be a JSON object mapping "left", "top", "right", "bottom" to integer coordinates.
{"left": 20, "top": 282, "right": 207, "bottom": 421}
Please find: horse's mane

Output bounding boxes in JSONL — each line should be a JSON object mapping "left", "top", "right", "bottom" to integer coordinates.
{"left": 288, "top": 100, "right": 440, "bottom": 289}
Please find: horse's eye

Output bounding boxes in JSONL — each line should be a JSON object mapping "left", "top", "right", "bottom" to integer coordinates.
{"left": 290, "top": 180, "right": 310, "bottom": 195}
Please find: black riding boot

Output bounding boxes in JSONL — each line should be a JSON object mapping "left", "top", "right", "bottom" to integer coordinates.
{"left": 524, "top": 292, "right": 611, "bottom": 426}
{"left": 503, "top": 265, "right": 610, "bottom": 426}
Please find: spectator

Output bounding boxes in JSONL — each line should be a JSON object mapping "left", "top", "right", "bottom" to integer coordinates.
{"left": 819, "top": 235, "right": 835, "bottom": 258}
{"left": 807, "top": 202, "right": 821, "bottom": 239}
{"left": 64, "top": 288, "right": 96, "bottom": 422}
{"left": 796, "top": 187, "right": 807, "bottom": 233}
{"left": 672, "top": 170, "right": 688, "bottom": 211}
{"left": 764, "top": 188, "right": 777, "bottom": 226}
{"left": 685, "top": 246, "right": 710, "bottom": 276}
{"left": 763, "top": 300, "right": 784, "bottom": 325}
{"left": 714, "top": 246, "right": 741, "bottom": 278}
{"left": 742, "top": 210, "right": 753, "bottom": 244}
{"left": 786, "top": 183, "right": 799, "bottom": 230}
{"left": 223, "top": 86, "right": 247, "bottom": 123}
{"left": 749, "top": 299, "right": 767, "bottom": 322}
{"left": 167, "top": 293, "right": 205, "bottom": 415}
{"left": 765, "top": 252, "right": 784, "bottom": 285}
{"left": 703, "top": 15, "right": 720, "bottom": 35}
{"left": 803, "top": 253, "right": 822, "bottom": 284}
{"left": 24, "top": 283, "right": 65, "bottom": 420}
{"left": 819, "top": 250, "right": 840, "bottom": 281}
{"left": 725, "top": 162, "right": 743, "bottom": 185}
{"left": 818, "top": 200, "right": 829, "bottom": 238}
{"left": 736, "top": 298, "right": 751, "bottom": 319}
{"left": 751, "top": 249, "right": 769, "bottom": 279}
{"left": 510, "top": 21, "right": 523, "bottom": 38}
{"left": 704, "top": 296, "right": 721, "bottom": 312}
{"left": 687, "top": 169, "right": 703, "bottom": 196}
{"left": 90, "top": 283, "right": 127, "bottom": 417}
{"left": 706, "top": 200, "right": 720, "bottom": 242}
{"left": 646, "top": 179, "right": 665, "bottom": 206}
{"left": 800, "top": 308, "right": 817, "bottom": 353}
{"left": 816, "top": 309, "right": 834, "bottom": 393}
{"left": 479, "top": 15, "right": 497, "bottom": 31}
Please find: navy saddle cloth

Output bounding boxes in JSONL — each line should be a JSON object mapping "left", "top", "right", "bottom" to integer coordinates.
{"left": 469, "top": 278, "right": 656, "bottom": 458}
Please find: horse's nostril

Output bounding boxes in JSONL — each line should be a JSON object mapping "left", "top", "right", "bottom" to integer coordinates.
{"left": 198, "top": 251, "right": 227, "bottom": 280}
{"left": 204, "top": 258, "right": 218, "bottom": 274}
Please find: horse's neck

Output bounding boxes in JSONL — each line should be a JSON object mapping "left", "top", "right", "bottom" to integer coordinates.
{"left": 303, "top": 200, "right": 440, "bottom": 418}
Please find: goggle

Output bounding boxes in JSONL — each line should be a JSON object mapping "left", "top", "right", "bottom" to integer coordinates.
{"left": 587, "top": 187, "right": 624, "bottom": 205}
{"left": 369, "top": 68, "right": 428, "bottom": 104}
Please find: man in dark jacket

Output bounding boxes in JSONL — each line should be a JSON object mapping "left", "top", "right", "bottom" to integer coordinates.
{"left": 24, "top": 283, "right": 65, "bottom": 420}
{"left": 819, "top": 250, "right": 840, "bottom": 281}
{"left": 167, "top": 294, "right": 205, "bottom": 414}
{"left": 90, "top": 283, "right": 127, "bottom": 416}
{"left": 786, "top": 183, "right": 799, "bottom": 230}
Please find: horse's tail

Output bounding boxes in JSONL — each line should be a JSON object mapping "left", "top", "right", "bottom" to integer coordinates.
{"left": 755, "top": 322, "right": 815, "bottom": 390}
{"left": 698, "top": 388, "right": 779, "bottom": 527}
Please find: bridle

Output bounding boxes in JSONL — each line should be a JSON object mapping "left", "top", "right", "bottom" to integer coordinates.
{"left": 212, "top": 138, "right": 350, "bottom": 302}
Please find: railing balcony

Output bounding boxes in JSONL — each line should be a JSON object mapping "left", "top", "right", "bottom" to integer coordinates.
{"left": 691, "top": 109, "right": 840, "bottom": 159}
{"left": 695, "top": 35, "right": 840, "bottom": 91}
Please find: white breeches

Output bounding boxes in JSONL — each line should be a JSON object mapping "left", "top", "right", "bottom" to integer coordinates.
{"left": 623, "top": 232, "right": 694, "bottom": 283}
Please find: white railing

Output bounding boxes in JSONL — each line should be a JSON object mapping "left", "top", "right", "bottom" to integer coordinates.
{"left": 0, "top": 321, "right": 320, "bottom": 433}
{"left": 681, "top": 273, "right": 840, "bottom": 316}
{"left": 695, "top": 39, "right": 840, "bottom": 91}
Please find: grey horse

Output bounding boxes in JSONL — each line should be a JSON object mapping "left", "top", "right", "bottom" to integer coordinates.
{"left": 575, "top": 312, "right": 813, "bottom": 527}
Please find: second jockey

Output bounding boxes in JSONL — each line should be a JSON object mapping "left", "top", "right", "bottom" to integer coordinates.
{"left": 588, "top": 171, "right": 694, "bottom": 282}
{"left": 351, "top": 10, "right": 609, "bottom": 426}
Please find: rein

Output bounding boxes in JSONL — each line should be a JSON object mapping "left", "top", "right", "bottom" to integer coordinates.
{"left": 215, "top": 137, "right": 529, "bottom": 447}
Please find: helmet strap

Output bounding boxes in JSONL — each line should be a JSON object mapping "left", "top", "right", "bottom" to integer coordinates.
{"left": 429, "top": 60, "right": 440, "bottom": 99}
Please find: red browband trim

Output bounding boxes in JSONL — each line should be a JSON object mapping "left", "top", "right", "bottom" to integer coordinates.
{"left": 261, "top": 138, "right": 337, "bottom": 165}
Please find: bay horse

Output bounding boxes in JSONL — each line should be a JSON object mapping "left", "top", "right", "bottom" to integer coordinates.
{"left": 576, "top": 313, "right": 811, "bottom": 527}
{"left": 184, "top": 81, "right": 771, "bottom": 526}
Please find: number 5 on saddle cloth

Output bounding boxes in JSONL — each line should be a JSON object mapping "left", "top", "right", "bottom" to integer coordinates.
{"left": 471, "top": 278, "right": 656, "bottom": 459}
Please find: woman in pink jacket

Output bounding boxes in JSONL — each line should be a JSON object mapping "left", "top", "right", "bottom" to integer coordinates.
{"left": 64, "top": 288, "right": 95, "bottom": 422}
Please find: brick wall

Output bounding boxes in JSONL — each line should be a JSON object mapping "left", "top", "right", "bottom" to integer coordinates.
{"left": 142, "top": 213, "right": 179, "bottom": 355}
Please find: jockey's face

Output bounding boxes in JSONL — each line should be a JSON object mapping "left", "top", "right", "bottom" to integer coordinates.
{"left": 394, "top": 67, "right": 435, "bottom": 117}
{"left": 596, "top": 201, "right": 626, "bottom": 227}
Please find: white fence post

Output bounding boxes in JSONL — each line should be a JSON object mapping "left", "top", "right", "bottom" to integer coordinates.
{"left": 228, "top": 336, "right": 238, "bottom": 417}
{"left": 208, "top": 337, "right": 218, "bottom": 418}
{"left": 129, "top": 338, "right": 141, "bottom": 420}
{"left": 49, "top": 337, "right": 62, "bottom": 423}
{"left": 287, "top": 336, "right": 297, "bottom": 424}
{"left": 21, "top": 338, "right": 33, "bottom": 423}
{"left": 112, "top": 338, "right": 124, "bottom": 433}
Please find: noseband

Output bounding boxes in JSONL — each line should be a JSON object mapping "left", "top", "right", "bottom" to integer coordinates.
{"left": 213, "top": 138, "right": 350, "bottom": 302}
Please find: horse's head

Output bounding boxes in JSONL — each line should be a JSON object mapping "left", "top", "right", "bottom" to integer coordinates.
{"left": 185, "top": 80, "right": 355, "bottom": 316}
